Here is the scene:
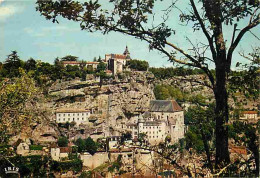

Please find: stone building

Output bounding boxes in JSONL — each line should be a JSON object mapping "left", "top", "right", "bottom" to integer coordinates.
{"left": 16, "top": 142, "right": 30, "bottom": 156}
{"left": 105, "top": 46, "right": 131, "bottom": 75}
{"left": 51, "top": 147, "right": 72, "bottom": 161}
{"left": 55, "top": 108, "right": 91, "bottom": 125}
{"left": 239, "top": 111, "right": 258, "bottom": 123}
{"left": 62, "top": 61, "right": 99, "bottom": 70}
{"left": 126, "top": 100, "right": 185, "bottom": 144}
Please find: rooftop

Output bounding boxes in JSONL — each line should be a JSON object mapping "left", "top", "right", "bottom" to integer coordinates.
{"left": 56, "top": 108, "right": 90, "bottom": 113}
{"left": 242, "top": 111, "right": 258, "bottom": 114}
{"left": 150, "top": 100, "right": 182, "bottom": 112}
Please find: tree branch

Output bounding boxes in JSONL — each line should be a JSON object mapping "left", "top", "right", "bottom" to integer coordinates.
{"left": 190, "top": 0, "right": 216, "bottom": 61}
{"left": 227, "top": 13, "right": 260, "bottom": 69}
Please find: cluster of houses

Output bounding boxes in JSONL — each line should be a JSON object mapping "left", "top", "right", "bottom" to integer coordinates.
{"left": 62, "top": 46, "right": 131, "bottom": 75}
{"left": 55, "top": 100, "right": 185, "bottom": 145}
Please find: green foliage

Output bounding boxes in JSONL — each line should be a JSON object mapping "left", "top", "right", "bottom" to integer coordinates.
{"left": 29, "top": 145, "right": 43, "bottom": 150}
{"left": 57, "top": 137, "right": 68, "bottom": 147}
{"left": 51, "top": 159, "right": 82, "bottom": 172}
{"left": 79, "top": 171, "right": 93, "bottom": 178}
{"left": 74, "top": 137, "right": 98, "bottom": 154}
{"left": 228, "top": 121, "right": 259, "bottom": 176}
{"left": 0, "top": 69, "right": 39, "bottom": 143}
{"left": 1, "top": 51, "right": 24, "bottom": 78}
{"left": 75, "top": 138, "right": 86, "bottom": 153}
{"left": 149, "top": 67, "right": 204, "bottom": 79}
{"left": 61, "top": 55, "right": 78, "bottom": 61}
{"left": 228, "top": 47, "right": 260, "bottom": 102}
{"left": 0, "top": 155, "right": 49, "bottom": 177}
{"left": 126, "top": 59, "right": 149, "bottom": 71}
{"left": 96, "top": 62, "right": 107, "bottom": 73}
{"left": 184, "top": 105, "right": 215, "bottom": 153}
{"left": 85, "top": 137, "right": 97, "bottom": 155}
{"left": 154, "top": 84, "right": 186, "bottom": 102}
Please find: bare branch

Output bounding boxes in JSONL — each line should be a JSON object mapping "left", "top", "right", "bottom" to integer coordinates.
{"left": 190, "top": 0, "right": 216, "bottom": 61}
{"left": 227, "top": 11, "right": 260, "bottom": 68}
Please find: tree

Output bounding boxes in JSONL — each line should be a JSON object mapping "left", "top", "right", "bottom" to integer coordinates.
{"left": 57, "top": 137, "right": 68, "bottom": 147}
{"left": 25, "top": 58, "right": 37, "bottom": 71}
{"left": 185, "top": 104, "right": 215, "bottom": 172}
{"left": 61, "top": 55, "right": 78, "bottom": 61}
{"left": 75, "top": 138, "right": 86, "bottom": 153}
{"left": 85, "top": 137, "right": 97, "bottom": 155}
{"left": 126, "top": 59, "right": 149, "bottom": 71}
{"left": 3, "top": 51, "right": 23, "bottom": 78}
{"left": 0, "top": 69, "right": 39, "bottom": 143}
{"left": 36, "top": 0, "right": 260, "bottom": 169}
{"left": 96, "top": 62, "right": 107, "bottom": 73}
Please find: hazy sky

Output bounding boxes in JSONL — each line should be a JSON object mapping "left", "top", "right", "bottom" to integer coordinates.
{"left": 0, "top": 0, "right": 259, "bottom": 68}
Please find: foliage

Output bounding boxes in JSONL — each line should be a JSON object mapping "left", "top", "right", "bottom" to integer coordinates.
{"left": 51, "top": 158, "right": 82, "bottom": 172}
{"left": 29, "top": 145, "right": 43, "bottom": 150}
{"left": 0, "top": 155, "right": 49, "bottom": 177}
{"left": 228, "top": 47, "right": 260, "bottom": 103}
{"left": 75, "top": 138, "right": 86, "bottom": 153}
{"left": 228, "top": 121, "right": 259, "bottom": 176}
{"left": 149, "top": 67, "right": 204, "bottom": 79}
{"left": 184, "top": 105, "right": 215, "bottom": 170}
{"left": 126, "top": 59, "right": 149, "bottom": 71}
{"left": 96, "top": 62, "right": 107, "bottom": 73}
{"left": 61, "top": 55, "right": 78, "bottom": 61}
{"left": 74, "top": 137, "right": 98, "bottom": 154}
{"left": 57, "top": 137, "right": 69, "bottom": 147}
{"left": 85, "top": 137, "right": 97, "bottom": 155}
{"left": 1, "top": 51, "right": 24, "bottom": 78}
{"left": 0, "top": 69, "right": 39, "bottom": 143}
{"left": 154, "top": 84, "right": 186, "bottom": 102}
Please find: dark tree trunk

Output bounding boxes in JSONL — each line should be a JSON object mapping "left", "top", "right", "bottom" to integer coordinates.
{"left": 214, "top": 62, "right": 230, "bottom": 168}
{"left": 201, "top": 128, "right": 213, "bottom": 172}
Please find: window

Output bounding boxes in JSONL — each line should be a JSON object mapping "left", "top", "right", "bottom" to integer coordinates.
{"left": 82, "top": 113, "right": 84, "bottom": 116}
{"left": 63, "top": 118, "right": 65, "bottom": 121}
{"left": 78, "top": 113, "right": 79, "bottom": 116}
{"left": 59, "top": 114, "right": 61, "bottom": 117}
{"left": 73, "top": 113, "right": 75, "bottom": 116}
{"left": 59, "top": 119, "right": 61, "bottom": 121}
{"left": 73, "top": 118, "right": 75, "bottom": 121}
{"left": 63, "top": 114, "right": 65, "bottom": 116}
{"left": 68, "top": 118, "right": 70, "bottom": 121}
{"left": 68, "top": 114, "right": 70, "bottom": 116}
{"left": 78, "top": 118, "right": 79, "bottom": 120}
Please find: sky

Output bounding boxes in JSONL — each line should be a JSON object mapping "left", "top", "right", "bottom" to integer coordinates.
{"left": 0, "top": 0, "right": 259, "bottom": 68}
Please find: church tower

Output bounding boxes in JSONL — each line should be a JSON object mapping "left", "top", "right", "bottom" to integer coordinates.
{"left": 123, "top": 46, "right": 131, "bottom": 59}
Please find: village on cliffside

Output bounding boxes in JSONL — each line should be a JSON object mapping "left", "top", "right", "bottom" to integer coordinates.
{"left": 1, "top": 46, "right": 258, "bottom": 178}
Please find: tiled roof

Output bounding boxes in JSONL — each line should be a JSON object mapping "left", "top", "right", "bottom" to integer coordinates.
{"left": 242, "top": 111, "right": 258, "bottom": 114}
{"left": 143, "top": 111, "right": 151, "bottom": 118}
{"left": 229, "top": 146, "right": 247, "bottom": 155}
{"left": 60, "top": 147, "right": 72, "bottom": 153}
{"left": 86, "top": 62, "right": 99, "bottom": 64}
{"left": 150, "top": 100, "right": 182, "bottom": 112}
{"left": 56, "top": 108, "right": 90, "bottom": 113}
{"left": 111, "top": 54, "right": 127, "bottom": 59}
{"left": 62, "top": 61, "right": 99, "bottom": 65}
{"left": 62, "top": 61, "right": 81, "bottom": 64}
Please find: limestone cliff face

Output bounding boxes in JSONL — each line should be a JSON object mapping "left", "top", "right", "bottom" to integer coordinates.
{"left": 47, "top": 71, "right": 155, "bottom": 137}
